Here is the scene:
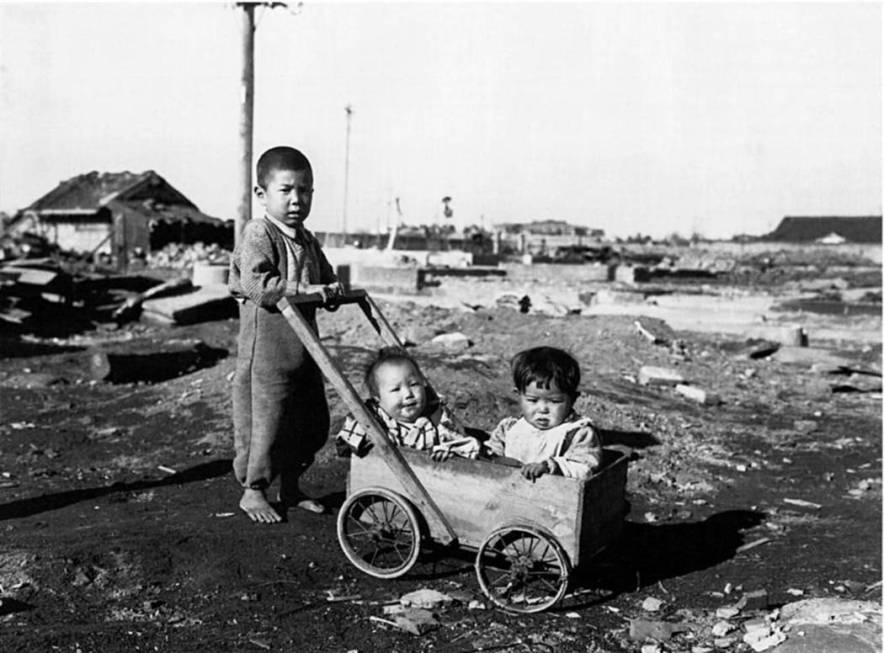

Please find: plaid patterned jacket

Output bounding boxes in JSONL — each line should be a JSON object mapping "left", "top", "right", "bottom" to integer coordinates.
{"left": 336, "top": 397, "right": 480, "bottom": 459}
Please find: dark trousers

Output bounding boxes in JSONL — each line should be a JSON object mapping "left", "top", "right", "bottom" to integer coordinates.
{"left": 232, "top": 302, "right": 329, "bottom": 491}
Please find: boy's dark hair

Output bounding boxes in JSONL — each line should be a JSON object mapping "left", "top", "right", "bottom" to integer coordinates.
{"left": 364, "top": 347, "right": 422, "bottom": 397}
{"left": 256, "top": 146, "right": 312, "bottom": 188}
{"left": 511, "top": 346, "right": 580, "bottom": 398}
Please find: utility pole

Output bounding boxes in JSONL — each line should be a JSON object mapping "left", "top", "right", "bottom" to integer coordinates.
{"left": 235, "top": 2, "right": 256, "bottom": 248}
{"left": 342, "top": 103, "right": 353, "bottom": 239}
{"left": 234, "top": 1, "right": 291, "bottom": 248}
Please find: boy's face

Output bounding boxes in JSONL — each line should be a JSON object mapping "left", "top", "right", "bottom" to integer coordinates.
{"left": 518, "top": 379, "right": 574, "bottom": 430}
{"left": 373, "top": 360, "right": 427, "bottom": 423}
{"left": 255, "top": 168, "right": 313, "bottom": 227}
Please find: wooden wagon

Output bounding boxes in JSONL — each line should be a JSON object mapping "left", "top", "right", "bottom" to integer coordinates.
{"left": 277, "top": 290, "right": 630, "bottom": 613}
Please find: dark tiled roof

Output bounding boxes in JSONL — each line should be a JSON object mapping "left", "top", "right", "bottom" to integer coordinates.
{"left": 26, "top": 170, "right": 198, "bottom": 212}
{"left": 767, "top": 216, "right": 882, "bottom": 243}
{"left": 23, "top": 170, "right": 229, "bottom": 225}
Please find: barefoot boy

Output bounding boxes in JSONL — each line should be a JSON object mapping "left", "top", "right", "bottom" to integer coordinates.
{"left": 229, "top": 146, "right": 342, "bottom": 523}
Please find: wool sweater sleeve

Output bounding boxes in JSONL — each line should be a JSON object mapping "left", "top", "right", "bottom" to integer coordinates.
{"left": 549, "top": 418, "right": 603, "bottom": 480}
{"left": 485, "top": 417, "right": 517, "bottom": 457}
{"left": 230, "top": 220, "right": 288, "bottom": 307}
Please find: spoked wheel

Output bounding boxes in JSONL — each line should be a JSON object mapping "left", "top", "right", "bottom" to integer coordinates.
{"left": 337, "top": 487, "right": 422, "bottom": 579}
{"left": 475, "top": 525, "right": 571, "bottom": 613}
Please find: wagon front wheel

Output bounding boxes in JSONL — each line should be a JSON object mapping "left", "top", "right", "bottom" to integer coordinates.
{"left": 337, "top": 488, "right": 422, "bottom": 579}
{"left": 475, "top": 525, "right": 571, "bottom": 613}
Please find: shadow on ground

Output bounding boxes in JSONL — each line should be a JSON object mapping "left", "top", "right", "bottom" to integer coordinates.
{"left": 0, "top": 459, "right": 232, "bottom": 521}
{"left": 567, "top": 509, "right": 767, "bottom": 608}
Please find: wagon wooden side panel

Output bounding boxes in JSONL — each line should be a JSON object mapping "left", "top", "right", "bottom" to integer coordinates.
{"left": 351, "top": 449, "right": 595, "bottom": 565}
{"left": 576, "top": 450, "right": 630, "bottom": 561}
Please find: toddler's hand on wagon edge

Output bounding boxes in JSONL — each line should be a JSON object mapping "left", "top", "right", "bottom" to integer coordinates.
{"left": 521, "top": 460, "right": 551, "bottom": 481}
{"left": 430, "top": 448, "right": 454, "bottom": 462}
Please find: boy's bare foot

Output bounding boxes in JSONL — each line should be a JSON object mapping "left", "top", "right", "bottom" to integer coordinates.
{"left": 240, "top": 488, "right": 282, "bottom": 523}
{"left": 279, "top": 474, "right": 325, "bottom": 514}
{"left": 294, "top": 497, "right": 325, "bottom": 514}
{"left": 278, "top": 491, "right": 325, "bottom": 514}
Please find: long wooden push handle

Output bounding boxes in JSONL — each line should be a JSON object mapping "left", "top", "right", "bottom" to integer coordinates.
{"left": 277, "top": 295, "right": 458, "bottom": 545}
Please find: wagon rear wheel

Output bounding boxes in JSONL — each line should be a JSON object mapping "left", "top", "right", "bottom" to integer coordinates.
{"left": 337, "top": 487, "right": 422, "bottom": 579}
{"left": 475, "top": 525, "right": 571, "bottom": 613}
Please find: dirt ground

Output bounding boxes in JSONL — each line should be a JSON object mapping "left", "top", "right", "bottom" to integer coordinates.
{"left": 0, "top": 265, "right": 881, "bottom": 652}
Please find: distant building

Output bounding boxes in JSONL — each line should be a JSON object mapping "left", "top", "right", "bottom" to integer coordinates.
{"left": 9, "top": 170, "right": 233, "bottom": 257}
{"left": 494, "top": 220, "right": 601, "bottom": 238}
{"left": 766, "top": 216, "right": 881, "bottom": 244}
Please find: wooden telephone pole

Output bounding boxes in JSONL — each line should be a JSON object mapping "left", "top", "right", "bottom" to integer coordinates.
{"left": 234, "top": 1, "right": 290, "bottom": 248}
{"left": 342, "top": 104, "right": 353, "bottom": 238}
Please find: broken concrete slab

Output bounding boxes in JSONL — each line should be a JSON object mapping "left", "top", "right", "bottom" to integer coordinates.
{"left": 772, "top": 346, "right": 857, "bottom": 370}
{"left": 141, "top": 284, "right": 236, "bottom": 325}
{"left": 582, "top": 288, "right": 649, "bottom": 306}
{"left": 399, "top": 588, "right": 454, "bottom": 610}
{"left": 772, "top": 598, "right": 881, "bottom": 653}
{"left": 616, "top": 265, "right": 651, "bottom": 284}
{"left": 639, "top": 366, "right": 686, "bottom": 386}
{"left": 676, "top": 384, "right": 721, "bottom": 405}
{"left": 428, "top": 332, "right": 471, "bottom": 351}
{"left": 635, "top": 317, "right": 677, "bottom": 345}
{"left": 628, "top": 618, "right": 688, "bottom": 641}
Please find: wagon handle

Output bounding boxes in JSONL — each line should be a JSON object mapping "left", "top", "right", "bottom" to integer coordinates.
{"left": 277, "top": 295, "right": 459, "bottom": 546}
{"left": 285, "top": 289, "right": 406, "bottom": 351}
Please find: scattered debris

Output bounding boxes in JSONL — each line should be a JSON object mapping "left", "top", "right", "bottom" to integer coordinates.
{"left": 675, "top": 383, "right": 721, "bottom": 405}
{"left": 428, "top": 332, "right": 472, "bottom": 351}
{"left": 638, "top": 365, "right": 686, "bottom": 386}
{"left": 628, "top": 618, "right": 688, "bottom": 641}
{"left": 634, "top": 318, "right": 676, "bottom": 345}
{"left": 399, "top": 588, "right": 454, "bottom": 610}
{"left": 736, "top": 538, "right": 772, "bottom": 554}
{"left": 783, "top": 498, "right": 822, "bottom": 510}
{"left": 642, "top": 596, "right": 664, "bottom": 612}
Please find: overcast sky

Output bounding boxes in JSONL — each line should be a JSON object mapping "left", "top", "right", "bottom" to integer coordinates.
{"left": 1, "top": 1, "right": 880, "bottom": 238}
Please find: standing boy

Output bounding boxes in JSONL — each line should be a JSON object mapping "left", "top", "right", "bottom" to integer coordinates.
{"left": 229, "top": 146, "right": 342, "bottom": 523}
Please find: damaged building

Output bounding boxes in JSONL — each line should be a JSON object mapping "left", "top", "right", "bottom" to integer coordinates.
{"left": 7, "top": 170, "right": 233, "bottom": 264}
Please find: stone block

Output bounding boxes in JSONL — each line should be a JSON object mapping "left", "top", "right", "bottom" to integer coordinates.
{"left": 639, "top": 366, "right": 685, "bottom": 386}
{"left": 676, "top": 384, "right": 721, "bottom": 405}
{"left": 616, "top": 265, "right": 651, "bottom": 284}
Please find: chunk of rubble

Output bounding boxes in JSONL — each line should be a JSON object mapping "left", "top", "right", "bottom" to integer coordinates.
{"left": 634, "top": 318, "right": 676, "bottom": 345}
{"left": 639, "top": 366, "right": 685, "bottom": 386}
{"left": 379, "top": 607, "right": 440, "bottom": 635}
{"left": 429, "top": 332, "right": 471, "bottom": 351}
{"left": 712, "top": 620, "right": 736, "bottom": 637}
{"left": 676, "top": 384, "right": 721, "bottom": 405}
{"left": 399, "top": 588, "right": 454, "bottom": 610}
{"left": 642, "top": 596, "right": 664, "bottom": 612}
{"left": 628, "top": 619, "right": 688, "bottom": 641}
{"left": 736, "top": 589, "right": 770, "bottom": 611}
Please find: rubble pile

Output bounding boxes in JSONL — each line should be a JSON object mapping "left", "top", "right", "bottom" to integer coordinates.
{"left": 146, "top": 242, "right": 231, "bottom": 270}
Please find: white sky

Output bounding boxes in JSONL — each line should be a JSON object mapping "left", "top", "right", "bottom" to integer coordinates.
{"left": 1, "top": 1, "right": 881, "bottom": 238}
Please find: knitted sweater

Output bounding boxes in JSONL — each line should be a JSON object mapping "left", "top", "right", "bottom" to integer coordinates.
{"left": 228, "top": 217, "right": 336, "bottom": 309}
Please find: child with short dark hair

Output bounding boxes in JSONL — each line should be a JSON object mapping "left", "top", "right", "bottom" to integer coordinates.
{"left": 336, "top": 347, "right": 480, "bottom": 460}
{"left": 485, "top": 346, "right": 602, "bottom": 480}
{"left": 229, "top": 145, "right": 343, "bottom": 523}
